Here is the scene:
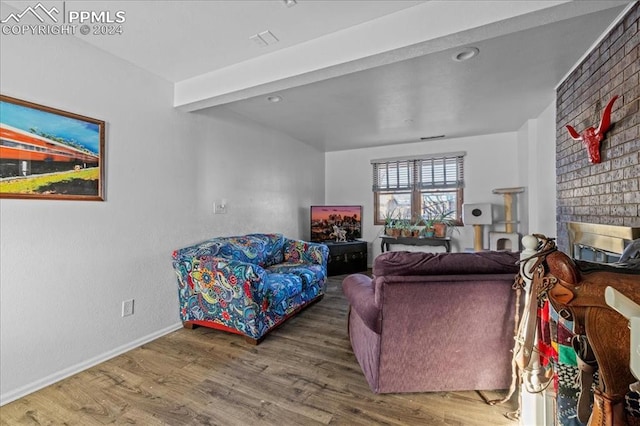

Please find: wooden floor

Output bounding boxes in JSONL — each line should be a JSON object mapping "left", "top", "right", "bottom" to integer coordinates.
{"left": 1, "top": 274, "right": 518, "bottom": 425}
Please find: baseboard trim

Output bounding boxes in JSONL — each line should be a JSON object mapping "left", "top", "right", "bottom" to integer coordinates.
{"left": 0, "top": 322, "right": 183, "bottom": 406}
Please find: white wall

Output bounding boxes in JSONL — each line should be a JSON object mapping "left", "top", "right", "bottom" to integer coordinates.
{"left": 531, "top": 101, "right": 557, "bottom": 237}
{"left": 517, "top": 101, "right": 557, "bottom": 238}
{"left": 517, "top": 121, "right": 532, "bottom": 235}
{"left": 0, "top": 30, "right": 324, "bottom": 404}
{"left": 325, "top": 133, "right": 521, "bottom": 263}
{"left": 192, "top": 108, "right": 324, "bottom": 241}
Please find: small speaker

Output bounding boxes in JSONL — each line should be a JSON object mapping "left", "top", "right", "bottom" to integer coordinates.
{"left": 463, "top": 203, "right": 493, "bottom": 225}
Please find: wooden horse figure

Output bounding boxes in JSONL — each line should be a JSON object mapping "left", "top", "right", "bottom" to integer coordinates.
{"left": 519, "top": 235, "right": 640, "bottom": 426}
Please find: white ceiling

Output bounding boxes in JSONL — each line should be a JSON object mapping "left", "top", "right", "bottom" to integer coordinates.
{"left": 1, "top": 0, "right": 632, "bottom": 151}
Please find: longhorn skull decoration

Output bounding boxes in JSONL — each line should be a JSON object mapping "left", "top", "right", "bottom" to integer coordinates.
{"left": 566, "top": 95, "right": 618, "bottom": 164}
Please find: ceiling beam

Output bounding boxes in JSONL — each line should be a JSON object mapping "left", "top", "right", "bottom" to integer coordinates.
{"left": 173, "top": 0, "right": 625, "bottom": 112}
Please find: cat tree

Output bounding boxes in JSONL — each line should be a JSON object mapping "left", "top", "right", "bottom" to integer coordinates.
{"left": 489, "top": 187, "right": 524, "bottom": 251}
{"left": 462, "top": 203, "right": 492, "bottom": 251}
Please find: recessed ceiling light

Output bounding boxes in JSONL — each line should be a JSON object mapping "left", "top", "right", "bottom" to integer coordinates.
{"left": 452, "top": 47, "right": 479, "bottom": 62}
{"left": 267, "top": 95, "right": 283, "bottom": 103}
{"left": 282, "top": 0, "right": 297, "bottom": 7}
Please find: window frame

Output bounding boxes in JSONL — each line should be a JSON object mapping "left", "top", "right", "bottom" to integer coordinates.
{"left": 372, "top": 153, "right": 465, "bottom": 226}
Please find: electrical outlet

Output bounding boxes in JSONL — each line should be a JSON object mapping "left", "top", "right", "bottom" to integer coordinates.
{"left": 122, "top": 299, "right": 134, "bottom": 317}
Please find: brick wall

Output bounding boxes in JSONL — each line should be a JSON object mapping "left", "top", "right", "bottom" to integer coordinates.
{"left": 556, "top": 3, "right": 639, "bottom": 251}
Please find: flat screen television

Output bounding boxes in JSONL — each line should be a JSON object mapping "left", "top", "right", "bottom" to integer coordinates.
{"left": 310, "top": 205, "right": 362, "bottom": 243}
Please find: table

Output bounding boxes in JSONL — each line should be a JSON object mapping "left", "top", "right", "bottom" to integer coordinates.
{"left": 380, "top": 235, "right": 451, "bottom": 253}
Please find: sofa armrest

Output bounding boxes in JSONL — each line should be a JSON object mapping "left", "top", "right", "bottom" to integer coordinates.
{"left": 172, "top": 239, "right": 223, "bottom": 263}
{"left": 342, "top": 274, "right": 381, "bottom": 333}
{"left": 284, "top": 239, "right": 329, "bottom": 267}
{"left": 173, "top": 254, "right": 271, "bottom": 323}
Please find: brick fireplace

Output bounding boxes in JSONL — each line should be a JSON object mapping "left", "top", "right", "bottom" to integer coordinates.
{"left": 556, "top": 3, "right": 640, "bottom": 252}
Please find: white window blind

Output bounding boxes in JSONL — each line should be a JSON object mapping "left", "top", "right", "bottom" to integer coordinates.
{"left": 417, "top": 155, "right": 464, "bottom": 189}
{"left": 372, "top": 153, "right": 464, "bottom": 191}
{"left": 372, "top": 160, "right": 413, "bottom": 191}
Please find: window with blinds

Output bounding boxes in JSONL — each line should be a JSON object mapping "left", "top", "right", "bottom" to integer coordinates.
{"left": 372, "top": 160, "right": 413, "bottom": 191}
{"left": 372, "top": 153, "right": 465, "bottom": 225}
{"left": 417, "top": 156, "right": 464, "bottom": 189}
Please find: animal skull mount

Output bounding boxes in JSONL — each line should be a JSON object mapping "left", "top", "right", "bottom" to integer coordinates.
{"left": 566, "top": 95, "right": 618, "bottom": 164}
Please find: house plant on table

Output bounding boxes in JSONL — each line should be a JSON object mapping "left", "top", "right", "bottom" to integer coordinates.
{"left": 410, "top": 220, "right": 422, "bottom": 237}
{"left": 399, "top": 220, "right": 414, "bottom": 238}
{"left": 422, "top": 201, "right": 456, "bottom": 238}
{"left": 421, "top": 217, "right": 436, "bottom": 237}
{"left": 383, "top": 209, "right": 401, "bottom": 237}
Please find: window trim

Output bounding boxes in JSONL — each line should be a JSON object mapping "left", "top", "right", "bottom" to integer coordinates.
{"left": 372, "top": 153, "right": 465, "bottom": 226}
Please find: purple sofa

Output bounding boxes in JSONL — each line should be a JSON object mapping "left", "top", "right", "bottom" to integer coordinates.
{"left": 342, "top": 250, "right": 520, "bottom": 394}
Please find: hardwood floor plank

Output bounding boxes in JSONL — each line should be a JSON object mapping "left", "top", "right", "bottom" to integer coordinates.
{"left": 0, "top": 274, "right": 517, "bottom": 425}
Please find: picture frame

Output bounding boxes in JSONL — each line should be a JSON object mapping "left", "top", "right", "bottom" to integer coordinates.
{"left": 0, "top": 95, "right": 105, "bottom": 201}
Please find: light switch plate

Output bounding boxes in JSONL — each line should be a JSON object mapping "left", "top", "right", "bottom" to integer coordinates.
{"left": 214, "top": 200, "right": 227, "bottom": 214}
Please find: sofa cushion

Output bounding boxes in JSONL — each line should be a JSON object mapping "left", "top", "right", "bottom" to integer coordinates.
{"left": 284, "top": 239, "right": 327, "bottom": 265}
{"left": 267, "top": 262, "right": 326, "bottom": 288}
{"left": 218, "top": 233, "right": 285, "bottom": 267}
{"left": 263, "top": 273, "right": 303, "bottom": 316}
{"left": 373, "top": 251, "right": 520, "bottom": 277}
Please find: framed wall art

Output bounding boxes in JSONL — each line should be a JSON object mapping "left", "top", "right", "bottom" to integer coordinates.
{"left": 0, "top": 95, "right": 105, "bottom": 201}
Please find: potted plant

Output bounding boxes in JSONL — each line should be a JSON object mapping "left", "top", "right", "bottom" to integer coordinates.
{"left": 432, "top": 221, "right": 449, "bottom": 238}
{"left": 422, "top": 201, "right": 456, "bottom": 238}
{"left": 399, "top": 211, "right": 419, "bottom": 237}
{"left": 421, "top": 217, "right": 436, "bottom": 237}
{"left": 400, "top": 220, "right": 412, "bottom": 237}
{"left": 383, "top": 208, "right": 399, "bottom": 236}
{"left": 409, "top": 217, "right": 422, "bottom": 237}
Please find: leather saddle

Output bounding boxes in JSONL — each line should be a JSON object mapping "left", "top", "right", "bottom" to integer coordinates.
{"left": 543, "top": 249, "right": 640, "bottom": 426}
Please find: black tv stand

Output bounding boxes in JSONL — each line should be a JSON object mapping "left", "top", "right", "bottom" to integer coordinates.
{"left": 324, "top": 240, "right": 367, "bottom": 276}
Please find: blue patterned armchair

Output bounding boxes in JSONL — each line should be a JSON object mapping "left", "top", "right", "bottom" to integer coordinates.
{"left": 172, "top": 233, "right": 329, "bottom": 344}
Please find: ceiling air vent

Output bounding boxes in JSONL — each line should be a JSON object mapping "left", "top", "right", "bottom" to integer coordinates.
{"left": 420, "top": 135, "right": 446, "bottom": 141}
{"left": 249, "top": 30, "right": 279, "bottom": 47}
